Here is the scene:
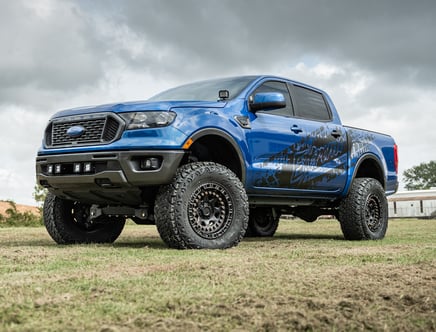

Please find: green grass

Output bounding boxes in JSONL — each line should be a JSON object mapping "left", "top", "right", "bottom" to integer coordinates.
{"left": 0, "top": 219, "right": 435, "bottom": 331}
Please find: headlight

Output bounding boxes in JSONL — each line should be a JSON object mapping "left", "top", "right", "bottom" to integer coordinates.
{"left": 120, "top": 111, "right": 176, "bottom": 129}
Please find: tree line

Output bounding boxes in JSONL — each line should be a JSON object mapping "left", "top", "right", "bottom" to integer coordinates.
{"left": 403, "top": 161, "right": 436, "bottom": 190}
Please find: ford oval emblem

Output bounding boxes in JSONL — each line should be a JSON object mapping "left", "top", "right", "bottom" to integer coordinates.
{"left": 66, "top": 125, "right": 86, "bottom": 138}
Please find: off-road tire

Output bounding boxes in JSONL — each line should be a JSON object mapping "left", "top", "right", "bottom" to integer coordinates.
{"left": 43, "top": 192, "right": 126, "bottom": 244}
{"left": 154, "top": 162, "right": 249, "bottom": 249}
{"left": 338, "top": 178, "right": 388, "bottom": 240}
{"left": 245, "top": 207, "right": 280, "bottom": 237}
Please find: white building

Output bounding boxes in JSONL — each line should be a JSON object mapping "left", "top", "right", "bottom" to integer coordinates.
{"left": 388, "top": 189, "right": 436, "bottom": 218}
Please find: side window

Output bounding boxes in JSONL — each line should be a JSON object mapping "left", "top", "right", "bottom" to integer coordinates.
{"left": 251, "top": 81, "right": 293, "bottom": 117}
{"left": 291, "top": 85, "right": 331, "bottom": 121}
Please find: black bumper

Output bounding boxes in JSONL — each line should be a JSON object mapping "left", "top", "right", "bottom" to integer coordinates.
{"left": 36, "top": 150, "right": 185, "bottom": 205}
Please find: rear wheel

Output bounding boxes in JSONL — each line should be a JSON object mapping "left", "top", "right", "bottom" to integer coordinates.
{"left": 338, "top": 178, "right": 388, "bottom": 240}
{"left": 155, "top": 162, "right": 249, "bottom": 249}
{"left": 245, "top": 207, "right": 280, "bottom": 237}
{"left": 43, "top": 193, "right": 125, "bottom": 244}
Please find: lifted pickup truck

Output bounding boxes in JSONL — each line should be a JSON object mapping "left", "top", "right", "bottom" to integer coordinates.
{"left": 36, "top": 75, "right": 399, "bottom": 249}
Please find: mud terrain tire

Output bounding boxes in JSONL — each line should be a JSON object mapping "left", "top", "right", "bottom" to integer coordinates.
{"left": 43, "top": 193, "right": 125, "bottom": 244}
{"left": 338, "top": 178, "right": 388, "bottom": 240}
{"left": 246, "top": 207, "right": 280, "bottom": 237}
{"left": 154, "top": 162, "right": 249, "bottom": 249}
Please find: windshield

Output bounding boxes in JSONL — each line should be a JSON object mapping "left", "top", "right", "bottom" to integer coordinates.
{"left": 148, "top": 76, "right": 257, "bottom": 102}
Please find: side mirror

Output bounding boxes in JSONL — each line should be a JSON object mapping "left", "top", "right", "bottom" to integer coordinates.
{"left": 249, "top": 92, "right": 286, "bottom": 112}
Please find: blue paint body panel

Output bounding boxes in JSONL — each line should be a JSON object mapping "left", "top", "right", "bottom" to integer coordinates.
{"left": 37, "top": 75, "right": 398, "bottom": 206}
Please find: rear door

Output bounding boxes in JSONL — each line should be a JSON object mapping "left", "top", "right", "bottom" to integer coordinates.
{"left": 287, "top": 84, "right": 348, "bottom": 193}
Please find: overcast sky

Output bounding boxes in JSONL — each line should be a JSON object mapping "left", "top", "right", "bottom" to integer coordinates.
{"left": 1, "top": 0, "right": 435, "bottom": 205}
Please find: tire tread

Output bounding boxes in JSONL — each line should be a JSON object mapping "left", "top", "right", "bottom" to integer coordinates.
{"left": 338, "top": 178, "right": 388, "bottom": 240}
{"left": 155, "top": 162, "right": 249, "bottom": 249}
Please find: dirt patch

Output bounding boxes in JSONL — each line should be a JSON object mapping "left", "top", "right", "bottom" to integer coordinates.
{"left": 121, "top": 263, "right": 435, "bottom": 331}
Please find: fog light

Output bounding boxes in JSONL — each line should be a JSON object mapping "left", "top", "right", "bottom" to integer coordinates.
{"left": 140, "top": 157, "right": 161, "bottom": 170}
{"left": 47, "top": 165, "right": 54, "bottom": 174}
{"left": 74, "top": 163, "right": 82, "bottom": 173}
{"left": 84, "top": 162, "right": 92, "bottom": 173}
{"left": 55, "top": 164, "right": 62, "bottom": 174}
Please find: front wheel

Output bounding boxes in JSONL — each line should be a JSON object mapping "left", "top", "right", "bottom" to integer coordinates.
{"left": 154, "top": 162, "right": 249, "bottom": 249}
{"left": 43, "top": 193, "right": 126, "bottom": 244}
{"left": 338, "top": 178, "right": 388, "bottom": 240}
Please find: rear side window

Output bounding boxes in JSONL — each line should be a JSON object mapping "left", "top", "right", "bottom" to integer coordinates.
{"left": 291, "top": 85, "right": 331, "bottom": 121}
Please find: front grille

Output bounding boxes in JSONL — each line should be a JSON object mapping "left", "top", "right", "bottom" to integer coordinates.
{"left": 45, "top": 113, "right": 124, "bottom": 148}
{"left": 102, "top": 116, "right": 121, "bottom": 141}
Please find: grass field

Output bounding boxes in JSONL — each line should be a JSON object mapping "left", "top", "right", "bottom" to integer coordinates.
{"left": 0, "top": 218, "right": 435, "bottom": 331}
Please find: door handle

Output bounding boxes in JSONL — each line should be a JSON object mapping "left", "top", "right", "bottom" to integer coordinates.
{"left": 291, "top": 125, "right": 303, "bottom": 134}
{"left": 331, "top": 129, "right": 342, "bottom": 138}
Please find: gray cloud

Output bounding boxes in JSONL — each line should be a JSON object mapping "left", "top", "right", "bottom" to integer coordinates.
{"left": 0, "top": 1, "right": 106, "bottom": 105}
{"left": 2, "top": 0, "right": 435, "bottom": 106}
{"left": 93, "top": 0, "right": 436, "bottom": 87}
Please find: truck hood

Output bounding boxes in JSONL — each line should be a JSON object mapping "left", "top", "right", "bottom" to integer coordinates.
{"left": 51, "top": 100, "right": 227, "bottom": 119}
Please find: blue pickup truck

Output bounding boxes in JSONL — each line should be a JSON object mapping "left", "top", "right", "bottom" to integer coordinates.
{"left": 36, "top": 75, "right": 399, "bottom": 249}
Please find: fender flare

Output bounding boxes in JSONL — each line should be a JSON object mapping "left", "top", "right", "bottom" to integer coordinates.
{"left": 344, "top": 154, "right": 386, "bottom": 196}
{"left": 183, "top": 128, "right": 247, "bottom": 183}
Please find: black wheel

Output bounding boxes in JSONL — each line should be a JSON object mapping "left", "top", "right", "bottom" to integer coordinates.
{"left": 245, "top": 207, "right": 280, "bottom": 237}
{"left": 338, "top": 178, "right": 388, "bottom": 240}
{"left": 43, "top": 193, "right": 126, "bottom": 244}
{"left": 154, "top": 162, "right": 249, "bottom": 249}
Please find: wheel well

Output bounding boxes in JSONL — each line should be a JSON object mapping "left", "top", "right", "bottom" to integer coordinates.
{"left": 354, "top": 158, "right": 385, "bottom": 188}
{"left": 186, "top": 135, "right": 243, "bottom": 181}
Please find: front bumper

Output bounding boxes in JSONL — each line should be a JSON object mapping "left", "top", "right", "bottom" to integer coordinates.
{"left": 36, "top": 150, "right": 185, "bottom": 205}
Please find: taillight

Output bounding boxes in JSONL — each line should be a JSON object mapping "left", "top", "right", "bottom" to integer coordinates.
{"left": 394, "top": 144, "right": 399, "bottom": 174}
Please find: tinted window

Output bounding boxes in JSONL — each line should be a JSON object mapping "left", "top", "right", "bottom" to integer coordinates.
{"left": 252, "top": 81, "right": 293, "bottom": 117}
{"left": 291, "top": 85, "right": 331, "bottom": 121}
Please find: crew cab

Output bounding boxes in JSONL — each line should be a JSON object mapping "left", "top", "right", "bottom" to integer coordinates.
{"left": 36, "top": 75, "right": 399, "bottom": 249}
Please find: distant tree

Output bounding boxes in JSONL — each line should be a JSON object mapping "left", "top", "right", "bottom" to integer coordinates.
{"left": 33, "top": 184, "right": 48, "bottom": 208}
{"left": 403, "top": 161, "right": 436, "bottom": 190}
